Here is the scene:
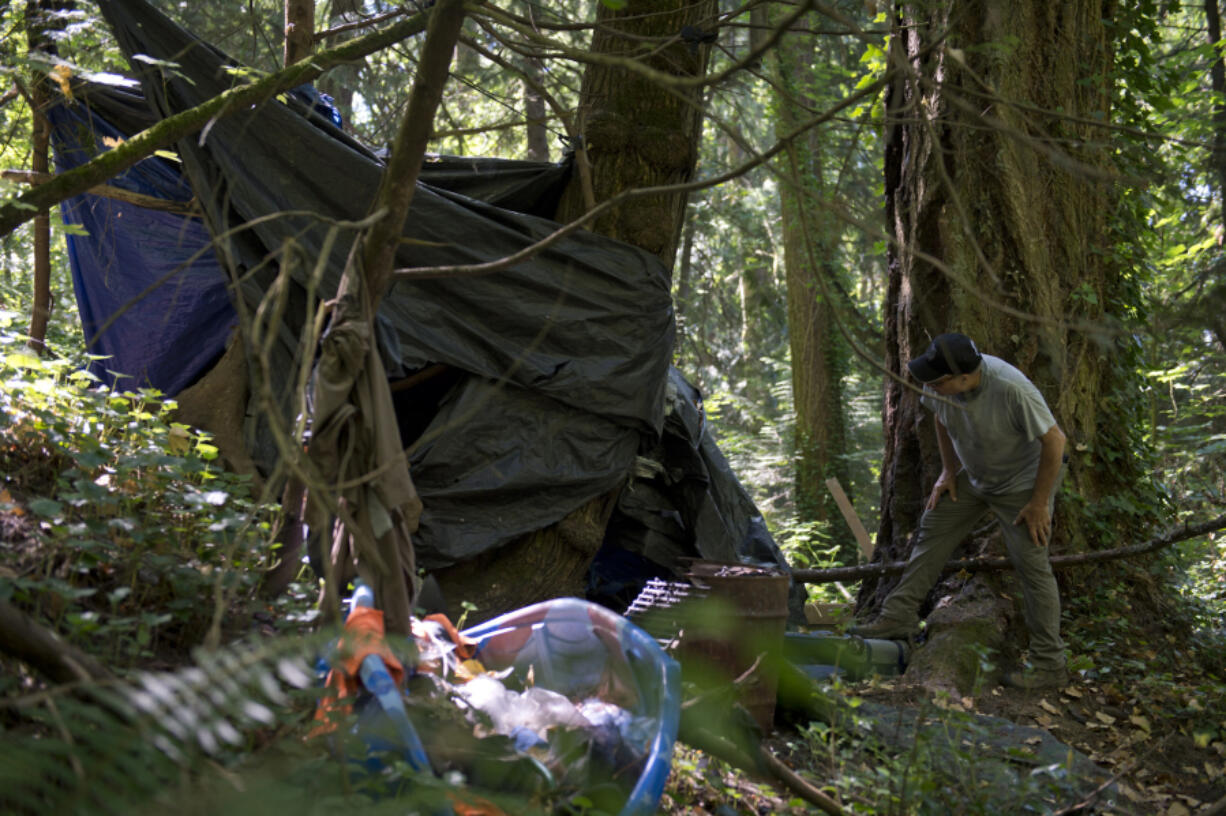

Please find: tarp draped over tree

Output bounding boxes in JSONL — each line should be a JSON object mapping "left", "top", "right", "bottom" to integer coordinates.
{"left": 47, "top": 0, "right": 801, "bottom": 617}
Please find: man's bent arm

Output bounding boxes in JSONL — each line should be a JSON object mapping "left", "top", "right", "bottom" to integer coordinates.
{"left": 927, "top": 418, "right": 964, "bottom": 509}
{"left": 1013, "top": 423, "right": 1066, "bottom": 546}
{"left": 1031, "top": 424, "right": 1066, "bottom": 507}
{"left": 935, "top": 419, "right": 961, "bottom": 474}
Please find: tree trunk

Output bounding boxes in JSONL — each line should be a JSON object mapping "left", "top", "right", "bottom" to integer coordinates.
{"left": 283, "top": 0, "right": 315, "bottom": 66}
{"left": 1208, "top": 0, "right": 1226, "bottom": 236}
{"left": 519, "top": 0, "right": 550, "bottom": 162}
{"left": 553, "top": 0, "right": 718, "bottom": 266}
{"left": 869, "top": 0, "right": 1132, "bottom": 612}
{"left": 522, "top": 61, "right": 550, "bottom": 162}
{"left": 23, "top": 0, "right": 71, "bottom": 352}
{"left": 769, "top": 10, "right": 853, "bottom": 559}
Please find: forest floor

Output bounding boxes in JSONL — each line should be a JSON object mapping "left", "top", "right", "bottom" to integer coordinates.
{"left": 4, "top": 478, "right": 1224, "bottom": 814}
{"left": 660, "top": 614, "right": 1226, "bottom": 815}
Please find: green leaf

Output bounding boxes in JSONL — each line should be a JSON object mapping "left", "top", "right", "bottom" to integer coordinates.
{"left": 5, "top": 351, "right": 44, "bottom": 370}
{"left": 28, "top": 498, "right": 65, "bottom": 518}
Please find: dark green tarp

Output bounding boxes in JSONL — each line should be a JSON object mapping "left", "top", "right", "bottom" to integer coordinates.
{"left": 56, "top": 0, "right": 802, "bottom": 616}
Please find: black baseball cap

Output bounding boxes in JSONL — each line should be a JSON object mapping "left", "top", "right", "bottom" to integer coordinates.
{"left": 908, "top": 333, "right": 983, "bottom": 382}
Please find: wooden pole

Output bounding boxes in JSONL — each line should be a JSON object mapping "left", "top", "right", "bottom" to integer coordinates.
{"left": 825, "top": 477, "right": 874, "bottom": 559}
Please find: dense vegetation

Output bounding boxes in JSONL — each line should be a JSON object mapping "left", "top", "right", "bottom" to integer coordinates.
{"left": 1, "top": 0, "right": 1224, "bottom": 813}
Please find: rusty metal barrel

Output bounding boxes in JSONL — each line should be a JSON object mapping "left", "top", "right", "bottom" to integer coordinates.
{"left": 678, "top": 560, "right": 791, "bottom": 733}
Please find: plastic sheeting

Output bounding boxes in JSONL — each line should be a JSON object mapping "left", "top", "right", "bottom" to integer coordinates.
{"left": 47, "top": 85, "right": 235, "bottom": 396}
{"left": 52, "top": 0, "right": 799, "bottom": 604}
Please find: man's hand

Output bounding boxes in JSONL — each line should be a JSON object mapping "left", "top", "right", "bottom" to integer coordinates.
{"left": 1014, "top": 500, "right": 1053, "bottom": 547}
{"left": 925, "top": 470, "right": 958, "bottom": 511}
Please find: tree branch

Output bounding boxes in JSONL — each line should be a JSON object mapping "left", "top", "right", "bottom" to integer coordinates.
{"left": 0, "top": 599, "right": 114, "bottom": 684}
{"left": 791, "top": 514, "right": 1226, "bottom": 584}
{"left": 2, "top": 168, "right": 198, "bottom": 214}
{"left": 393, "top": 65, "right": 897, "bottom": 280}
{"left": 355, "top": 0, "right": 466, "bottom": 303}
{"left": 0, "top": 7, "right": 431, "bottom": 239}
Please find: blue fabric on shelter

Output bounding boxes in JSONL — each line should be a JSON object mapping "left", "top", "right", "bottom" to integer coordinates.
{"left": 47, "top": 98, "right": 235, "bottom": 395}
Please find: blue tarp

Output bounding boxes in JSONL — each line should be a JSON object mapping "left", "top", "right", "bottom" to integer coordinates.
{"left": 48, "top": 92, "right": 235, "bottom": 396}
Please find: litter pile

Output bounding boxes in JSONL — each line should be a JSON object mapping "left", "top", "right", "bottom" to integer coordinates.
{"left": 314, "top": 589, "right": 679, "bottom": 815}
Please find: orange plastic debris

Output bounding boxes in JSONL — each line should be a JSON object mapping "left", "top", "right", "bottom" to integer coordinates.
{"left": 310, "top": 605, "right": 405, "bottom": 737}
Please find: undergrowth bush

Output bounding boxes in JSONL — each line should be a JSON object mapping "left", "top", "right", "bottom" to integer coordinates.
{"left": 0, "top": 310, "right": 279, "bottom": 667}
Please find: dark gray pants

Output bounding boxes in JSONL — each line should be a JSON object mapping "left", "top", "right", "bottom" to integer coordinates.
{"left": 880, "top": 470, "right": 1066, "bottom": 670}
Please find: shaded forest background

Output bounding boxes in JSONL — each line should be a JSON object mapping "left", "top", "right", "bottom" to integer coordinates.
{"left": 1, "top": 0, "right": 1225, "bottom": 813}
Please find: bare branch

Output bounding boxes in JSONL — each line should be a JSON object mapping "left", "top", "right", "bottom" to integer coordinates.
{"left": 314, "top": 8, "right": 404, "bottom": 41}
{"left": 394, "top": 63, "right": 897, "bottom": 280}
{"left": 472, "top": 0, "right": 815, "bottom": 92}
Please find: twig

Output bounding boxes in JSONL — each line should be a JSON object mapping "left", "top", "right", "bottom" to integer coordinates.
{"left": 761, "top": 750, "right": 846, "bottom": 816}
{"left": 680, "top": 653, "right": 766, "bottom": 711}
{"left": 1048, "top": 762, "right": 1137, "bottom": 816}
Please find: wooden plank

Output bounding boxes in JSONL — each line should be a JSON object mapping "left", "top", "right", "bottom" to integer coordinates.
{"left": 825, "top": 477, "right": 874, "bottom": 559}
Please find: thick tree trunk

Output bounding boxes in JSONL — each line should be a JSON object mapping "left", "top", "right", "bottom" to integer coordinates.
{"left": 553, "top": 0, "right": 718, "bottom": 266}
{"left": 283, "top": 0, "right": 315, "bottom": 65}
{"left": 869, "top": 0, "right": 1129, "bottom": 613}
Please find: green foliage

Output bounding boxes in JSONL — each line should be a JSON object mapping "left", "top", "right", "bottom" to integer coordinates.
{"left": 0, "top": 637, "right": 324, "bottom": 816}
{"left": 0, "top": 312, "right": 279, "bottom": 664}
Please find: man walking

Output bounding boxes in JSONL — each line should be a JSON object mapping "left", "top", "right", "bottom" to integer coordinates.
{"left": 852, "top": 333, "right": 1068, "bottom": 690}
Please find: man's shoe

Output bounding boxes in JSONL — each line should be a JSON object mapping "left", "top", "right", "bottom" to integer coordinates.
{"left": 848, "top": 617, "right": 919, "bottom": 640}
{"left": 1000, "top": 666, "right": 1068, "bottom": 690}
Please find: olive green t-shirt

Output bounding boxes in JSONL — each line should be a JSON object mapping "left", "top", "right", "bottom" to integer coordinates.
{"left": 920, "top": 355, "right": 1057, "bottom": 495}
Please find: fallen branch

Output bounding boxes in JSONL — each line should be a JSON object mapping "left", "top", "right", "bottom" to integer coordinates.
{"left": 792, "top": 513, "right": 1226, "bottom": 584}
{"left": 761, "top": 750, "right": 846, "bottom": 815}
{"left": 0, "top": 599, "right": 113, "bottom": 684}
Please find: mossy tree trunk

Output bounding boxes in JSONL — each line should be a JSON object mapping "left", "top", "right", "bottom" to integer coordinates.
{"left": 867, "top": 0, "right": 1145, "bottom": 615}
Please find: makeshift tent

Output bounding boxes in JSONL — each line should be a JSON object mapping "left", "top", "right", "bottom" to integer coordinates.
{"left": 49, "top": 0, "right": 804, "bottom": 620}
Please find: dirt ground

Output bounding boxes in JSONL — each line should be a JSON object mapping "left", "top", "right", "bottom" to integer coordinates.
{"left": 801, "top": 671, "right": 1224, "bottom": 814}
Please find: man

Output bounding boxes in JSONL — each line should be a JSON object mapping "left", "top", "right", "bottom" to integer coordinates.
{"left": 852, "top": 333, "right": 1068, "bottom": 690}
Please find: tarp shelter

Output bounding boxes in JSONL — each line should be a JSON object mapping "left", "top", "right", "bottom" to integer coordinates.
{"left": 48, "top": 0, "right": 802, "bottom": 619}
